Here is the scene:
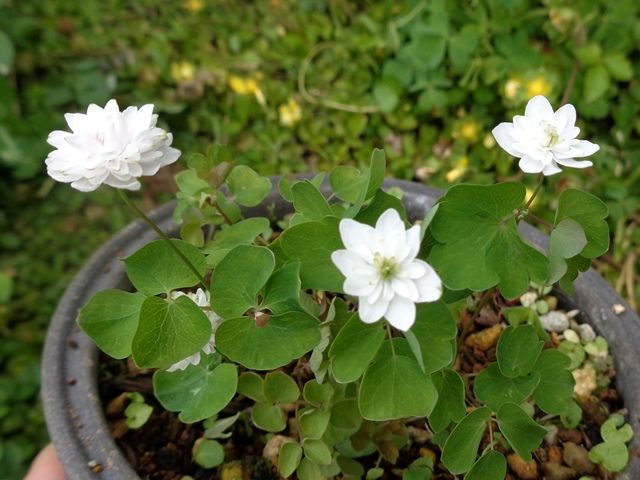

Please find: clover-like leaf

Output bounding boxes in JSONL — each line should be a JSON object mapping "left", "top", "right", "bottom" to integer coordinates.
{"left": 329, "top": 166, "right": 365, "bottom": 203}
{"left": 329, "top": 313, "right": 385, "bottom": 383}
{"left": 291, "top": 180, "right": 333, "bottom": 220}
{"left": 226, "top": 164, "right": 271, "bottom": 207}
{"left": 474, "top": 363, "right": 540, "bottom": 412}
{"left": 132, "top": 295, "right": 211, "bottom": 369}
{"left": 429, "top": 369, "right": 466, "bottom": 432}
{"left": 78, "top": 289, "right": 145, "bottom": 359}
{"left": 252, "top": 402, "right": 287, "bottom": 432}
{"left": 277, "top": 216, "right": 344, "bottom": 291}
{"left": 210, "top": 244, "right": 275, "bottom": 318}
{"left": 354, "top": 189, "right": 408, "bottom": 227}
{"left": 203, "top": 217, "right": 270, "bottom": 266}
{"left": 303, "top": 380, "right": 334, "bottom": 407}
{"left": 429, "top": 183, "right": 548, "bottom": 299}
{"left": 441, "top": 407, "right": 491, "bottom": 474}
{"left": 299, "top": 408, "right": 331, "bottom": 439}
{"left": 358, "top": 351, "right": 437, "bottom": 421}
{"left": 496, "top": 325, "right": 543, "bottom": 378}
{"left": 124, "top": 239, "right": 207, "bottom": 295}
{"left": 237, "top": 371, "right": 266, "bottom": 402}
{"left": 264, "top": 371, "right": 300, "bottom": 404}
{"left": 215, "top": 311, "right": 321, "bottom": 370}
{"left": 303, "top": 439, "right": 333, "bottom": 466}
{"left": 496, "top": 403, "right": 547, "bottom": 461}
{"left": 153, "top": 354, "right": 237, "bottom": 423}
{"left": 279, "top": 442, "right": 303, "bottom": 478}
{"left": 262, "top": 262, "right": 304, "bottom": 315}
{"left": 547, "top": 219, "right": 588, "bottom": 285}
{"left": 344, "top": 148, "right": 386, "bottom": 217}
{"left": 193, "top": 439, "right": 225, "bottom": 468}
{"left": 464, "top": 450, "right": 507, "bottom": 480}
{"left": 531, "top": 349, "right": 574, "bottom": 415}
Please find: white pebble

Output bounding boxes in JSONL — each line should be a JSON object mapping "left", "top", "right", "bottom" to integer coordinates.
{"left": 539, "top": 311, "right": 570, "bottom": 332}
{"left": 577, "top": 323, "right": 596, "bottom": 343}
{"left": 519, "top": 291, "right": 538, "bottom": 308}
{"left": 563, "top": 329, "right": 581, "bottom": 344}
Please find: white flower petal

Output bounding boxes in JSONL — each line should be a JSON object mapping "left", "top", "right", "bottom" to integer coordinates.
{"left": 492, "top": 123, "right": 521, "bottom": 157}
{"left": 338, "top": 219, "right": 375, "bottom": 261}
{"left": 525, "top": 95, "right": 554, "bottom": 121}
{"left": 359, "top": 297, "right": 387, "bottom": 324}
{"left": 412, "top": 260, "right": 443, "bottom": 302}
{"left": 391, "top": 277, "right": 419, "bottom": 301}
{"left": 553, "top": 104, "right": 576, "bottom": 135}
{"left": 384, "top": 296, "right": 416, "bottom": 331}
{"left": 519, "top": 156, "right": 545, "bottom": 173}
{"left": 554, "top": 158, "right": 593, "bottom": 169}
{"left": 570, "top": 139, "right": 599, "bottom": 158}
{"left": 542, "top": 162, "right": 563, "bottom": 176}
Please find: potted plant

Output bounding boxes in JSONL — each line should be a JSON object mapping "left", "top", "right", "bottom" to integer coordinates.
{"left": 42, "top": 96, "right": 639, "bottom": 479}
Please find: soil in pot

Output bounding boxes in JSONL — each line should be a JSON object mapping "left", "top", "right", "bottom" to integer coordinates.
{"left": 98, "top": 287, "right": 627, "bottom": 480}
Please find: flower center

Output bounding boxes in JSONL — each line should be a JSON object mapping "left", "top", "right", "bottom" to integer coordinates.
{"left": 374, "top": 253, "right": 398, "bottom": 280}
{"left": 541, "top": 122, "right": 559, "bottom": 148}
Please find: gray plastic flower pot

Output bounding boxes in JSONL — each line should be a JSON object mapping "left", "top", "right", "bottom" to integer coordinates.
{"left": 42, "top": 179, "right": 640, "bottom": 479}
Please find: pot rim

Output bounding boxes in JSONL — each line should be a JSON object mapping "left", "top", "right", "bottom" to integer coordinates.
{"left": 42, "top": 178, "right": 640, "bottom": 479}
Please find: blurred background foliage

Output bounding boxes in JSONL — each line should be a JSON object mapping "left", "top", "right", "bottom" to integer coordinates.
{"left": 0, "top": 0, "right": 638, "bottom": 477}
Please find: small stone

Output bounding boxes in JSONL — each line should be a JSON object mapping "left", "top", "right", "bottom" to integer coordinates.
{"left": 545, "top": 296, "right": 558, "bottom": 311}
{"left": 540, "top": 311, "right": 569, "bottom": 332}
{"left": 577, "top": 323, "right": 596, "bottom": 343}
{"left": 548, "top": 444, "right": 563, "bottom": 463}
{"left": 612, "top": 304, "right": 626, "bottom": 314}
{"left": 543, "top": 462, "right": 576, "bottom": 480}
{"left": 519, "top": 291, "right": 538, "bottom": 307}
{"left": 572, "top": 364, "right": 597, "bottom": 398}
{"left": 566, "top": 309, "right": 580, "bottom": 319}
{"left": 105, "top": 392, "right": 130, "bottom": 417}
{"left": 507, "top": 454, "right": 538, "bottom": 479}
{"left": 557, "top": 429, "right": 583, "bottom": 444}
{"left": 465, "top": 324, "right": 503, "bottom": 351}
{"left": 545, "top": 425, "right": 559, "bottom": 445}
{"left": 221, "top": 461, "right": 244, "bottom": 480}
{"left": 419, "top": 447, "right": 436, "bottom": 463}
{"left": 563, "top": 441, "right": 596, "bottom": 474}
{"left": 562, "top": 329, "right": 580, "bottom": 344}
{"left": 407, "top": 426, "right": 431, "bottom": 444}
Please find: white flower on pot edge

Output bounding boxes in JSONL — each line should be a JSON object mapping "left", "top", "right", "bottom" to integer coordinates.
{"left": 331, "top": 208, "right": 442, "bottom": 332}
{"left": 492, "top": 95, "right": 599, "bottom": 176}
{"left": 45, "top": 99, "right": 180, "bottom": 192}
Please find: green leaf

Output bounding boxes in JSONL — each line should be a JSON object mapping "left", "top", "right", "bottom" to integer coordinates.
{"left": 429, "top": 369, "right": 466, "bottom": 432}
{"left": 604, "top": 53, "right": 633, "bottom": 81}
{"left": 278, "top": 216, "right": 344, "bottom": 291}
{"left": 330, "top": 166, "right": 365, "bottom": 203}
{"left": 252, "top": 402, "right": 286, "bottom": 432}
{"left": 303, "top": 439, "right": 332, "bottom": 466}
{"left": 124, "top": 239, "right": 207, "bottom": 295}
{"left": 124, "top": 402, "right": 153, "bottom": 429}
{"left": 464, "top": 450, "right": 507, "bottom": 480}
{"left": 153, "top": 356, "right": 237, "bottom": 423}
{"left": 303, "top": 380, "right": 334, "bottom": 407}
{"left": 496, "top": 403, "right": 546, "bottom": 461}
{"left": 589, "top": 441, "right": 629, "bottom": 472}
{"left": 299, "top": 408, "right": 331, "bottom": 439}
{"left": 429, "top": 183, "right": 548, "bottom": 299}
{"left": 531, "top": 349, "right": 574, "bottom": 415}
{"left": 502, "top": 306, "right": 548, "bottom": 341}
{"left": 211, "top": 245, "right": 275, "bottom": 318}
{"left": 373, "top": 79, "right": 400, "bottom": 113}
{"left": 354, "top": 189, "right": 408, "bottom": 227}
{"left": 555, "top": 189, "right": 609, "bottom": 259}
{"left": 237, "top": 372, "right": 266, "bottom": 402}
{"left": 193, "top": 439, "right": 225, "bottom": 468}
{"left": 78, "top": 289, "right": 145, "bottom": 359}
{"left": 264, "top": 371, "right": 300, "bottom": 404}
{"left": 329, "top": 314, "right": 385, "bottom": 383}
{"left": 279, "top": 442, "right": 303, "bottom": 478}
{"left": 548, "top": 219, "right": 588, "bottom": 276}
{"left": 262, "top": 262, "right": 304, "bottom": 315}
{"left": 132, "top": 295, "right": 211, "bottom": 369}
{"left": 330, "top": 399, "right": 361, "bottom": 430}
{"left": 496, "top": 325, "right": 543, "bottom": 378}
{"left": 584, "top": 64, "right": 611, "bottom": 103}
{"left": 474, "top": 363, "right": 540, "bottom": 411}
{"left": 0, "top": 30, "right": 14, "bottom": 75}
{"left": 215, "top": 311, "right": 321, "bottom": 370}
{"left": 344, "top": 149, "right": 386, "bottom": 217}
{"left": 358, "top": 354, "right": 438, "bottom": 421}
{"left": 441, "top": 407, "right": 491, "bottom": 474}
{"left": 337, "top": 456, "right": 365, "bottom": 478}
{"left": 226, "top": 165, "right": 271, "bottom": 207}
{"left": 405, "top": 302, "right": 457, "bottom": 374}
{"left": 601, "top": 414, "right": 633, "bottom": 443}
{"left": 298, "top": 458, "right": 323, "bottom": 480}
{"left": 203, "top": 217, "right": 270, "bottom": 266}
{"left": 292, "top": 180, "right": 333, "bottom": 220}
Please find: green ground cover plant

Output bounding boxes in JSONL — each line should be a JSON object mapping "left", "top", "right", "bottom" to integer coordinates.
{"left": 0, "top": 0, "right": 638, "bottom": 477}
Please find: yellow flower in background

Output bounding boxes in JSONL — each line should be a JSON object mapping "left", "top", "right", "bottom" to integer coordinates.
{"left": 184, "top": 0, "right": 204, "bottom": 13}
{"left": 279, "top": 98, "right": 302, "bottom": 127}
{"left": 483, "top": 133, "right": 496, "bottom": 149}
{"left": 229, "top": 75, "right": 266, "bottom": 106}
{"left": 452, "top": 118, "right": 481, "bottom": 143}
{"left": 504, "top": 78, "right": 522, "bottom": 100}
{"left": 446, "top": 156, "right": 469, "bottom": 183}
{"left": 171, "top": 61, "right": 195, "bottom": 83}
{"left": 526, "top": 76, "right": 552, "bottom": 98}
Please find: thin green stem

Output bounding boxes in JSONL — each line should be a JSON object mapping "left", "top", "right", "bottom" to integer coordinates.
{"left": 524, "top": 173, "right": 545, "bottom": 211}
{"left": 118, "top": 190, "right": 209, "bottom": 291}
{"left": 386, "top": 322, "right": 396, "bottom": 356}
{"left": 489, "top": 418, "right": 494, "bottom": 449}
